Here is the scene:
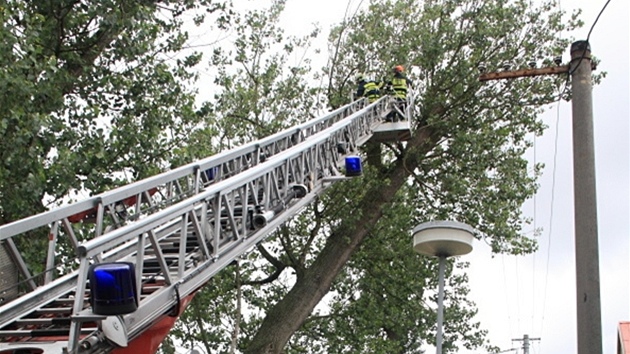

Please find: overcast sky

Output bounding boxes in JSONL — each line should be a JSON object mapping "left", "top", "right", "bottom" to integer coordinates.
{"left": 279, "top": 0, "right": 630, "bottom": 353}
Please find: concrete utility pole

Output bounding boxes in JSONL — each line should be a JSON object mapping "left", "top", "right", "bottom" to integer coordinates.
{"left": 512, "top": 334, "right": 541, "bottom": 354}
{"left": 479, "top": 40, "right": 602, "bottom": 354}
{"left": 569, "top": 40, "right": 602, "bottom": 354}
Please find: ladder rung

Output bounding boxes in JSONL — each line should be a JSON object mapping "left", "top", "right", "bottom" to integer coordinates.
{"left": 53, "top": 298, "right": 88, "bottom": 305}
{"left": 159, "top": 247, "right": 198, "bottom": 254}
{"left": 13, "top": 318, "right": 72, "bottom": 326}
{"left": 141, "top": 285, "right": 163, "bottom": 292}
{"left": 0, "top": 327, "right": 95, "bottom": 337}
{"left": 34, "top": 308, "right": 72, "bottom": 314}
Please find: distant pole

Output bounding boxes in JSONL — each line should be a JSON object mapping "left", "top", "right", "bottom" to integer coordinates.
{"left": 512, "top": 334, "right": 540, "bottom": 354}
{"left": 570, "top": 40, "right": 602, "bottom": 354}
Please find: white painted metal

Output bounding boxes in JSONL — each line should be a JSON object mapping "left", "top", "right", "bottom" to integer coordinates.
{"left": 412, "top": 220, "right": 476, "bottom": 257}
{"left": 102, "top": 316, "right": 128, "bottom": 347}
{"left": 369, "top": 92, "right": 416, "bottom": 143}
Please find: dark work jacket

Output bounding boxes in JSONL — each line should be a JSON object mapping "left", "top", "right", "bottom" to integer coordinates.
{"left": 355, "top": 80, "right": 366, "bottom": 99}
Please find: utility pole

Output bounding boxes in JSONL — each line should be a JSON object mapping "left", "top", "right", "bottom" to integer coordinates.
{"left": 479, "top": 40, "right": 602, "bottom": 354}
{"left": 569, "top": 40, "right": 602, "bottom": 354}
{"left": 512, "top": 334, "right": 541, "bottom": 354}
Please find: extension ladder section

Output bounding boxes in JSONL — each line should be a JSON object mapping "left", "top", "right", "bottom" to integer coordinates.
{"left": 0, "top": 99, "right": 367, "bottom": 303}
{"left": 0, "top": 97, "right": 399, "bottom": 354}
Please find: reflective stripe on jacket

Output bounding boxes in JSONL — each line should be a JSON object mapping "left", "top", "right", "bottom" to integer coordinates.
{"left": 391, "top": 76, "right": 407, "bottom": 99}
{"left": 363, "top": 81, "right": 380, "bottom": 102}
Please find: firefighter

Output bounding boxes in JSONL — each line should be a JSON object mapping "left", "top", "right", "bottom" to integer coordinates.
{"left": 355, "top": 73, "right": 367, "bottom": 100}
{"left": 362, "top": 77, "right": 381, "bottom": 103}
{"left": 355, "top": 73, "right": 381, "bottom": 103}
{"left": 390, "top": 65, "right": 411, "bottom": 100}
{"left": 385, "top": 65, "right": 412, "bottom": 121}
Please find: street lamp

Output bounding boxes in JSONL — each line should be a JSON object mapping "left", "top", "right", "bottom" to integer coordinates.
{"left": 412, "top": 220, "right": 475, "bottom": 354}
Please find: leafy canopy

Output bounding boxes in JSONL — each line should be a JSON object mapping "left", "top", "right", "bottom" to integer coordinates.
{"left": 0, "top": 0, "right": 230, "bottom": 224}
{"left": 0, "top": 0, "right": 581, "bottom": 352}
{"left": 173, "top": 0, "right": 579, "bottom": 353}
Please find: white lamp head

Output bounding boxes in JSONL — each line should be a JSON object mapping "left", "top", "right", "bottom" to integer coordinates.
{"left": 412, "top": 220, "right": 475, "bottom": 257}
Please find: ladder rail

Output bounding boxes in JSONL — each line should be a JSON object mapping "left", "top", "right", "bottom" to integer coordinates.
{"left": 0, "top": 97, "right": 390, "bottom": 353}
{"left": 0, "top": 100, "right": 367, "bottom": 241}
{"left": 75, "top": 98, "right": 386, "bottom": 260}
{"left": 67, "top": 98, "right": 387, "bottom": 352}
{"left": 0, "top": 99, "right": 367, "bottom": 303}
{"left": 0, "top": 271, "right": 79, "bottom": 329}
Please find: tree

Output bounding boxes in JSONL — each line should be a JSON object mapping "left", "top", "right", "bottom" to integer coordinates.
{"left": 165, "top": 0, "right": 577, "bottom": 352}
{"left": 0, "top": 0, "right": 231, "bottom": 226}
{"left": 0, "top": 0, "right": 232, "bottom": 276}
{"left": 164, "top": 1, "right": 328, "bottom": 352}
{"left": 1, "top": 0, "right": 580, "bottom": 352}
{"left": 242, "top": 0, "right": 579, "bottom": 352}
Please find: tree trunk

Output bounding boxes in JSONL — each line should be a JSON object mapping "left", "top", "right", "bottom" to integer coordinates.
{"left": 245, "top": 126, "right": 438, "bottom": 353}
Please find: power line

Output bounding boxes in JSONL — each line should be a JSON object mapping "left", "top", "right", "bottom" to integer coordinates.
{"left": 539, "top": 100, "right": 562, "bottom": 337}
{"left": 586, "top": 0, "right": 612, "bottom": 41}
{"left": 532, "top": 130, "right": 537, "bottom": 336}
{"left": 532, "top": 0, "right": 565, "bottom": 332}
{"left": 501, "top": 254, "right": 514, "bottom": 338}
{"left": 569, "top": 0, "right": 612, "bottom": 75}
{"left": 515, "top": 257, "right": 522, "bottom": 334}
{"left": 531, "top": 218, "right": 540, "bottom": 331}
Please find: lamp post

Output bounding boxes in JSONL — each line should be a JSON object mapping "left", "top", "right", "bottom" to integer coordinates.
{"left": 412, "top": 221, "right": 475, "bottom": 354}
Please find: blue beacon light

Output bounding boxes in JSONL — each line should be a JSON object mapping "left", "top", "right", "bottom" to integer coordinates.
{"left": 89, "top": 262, "right": 138, "bottom": 316}
{"left": 344, "top": 156, "right": 363, "bottom": 177}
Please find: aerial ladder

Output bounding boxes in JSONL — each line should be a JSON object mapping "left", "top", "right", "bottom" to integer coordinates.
{"left": 0, "top": 94, "right": 415, "bottom": 354}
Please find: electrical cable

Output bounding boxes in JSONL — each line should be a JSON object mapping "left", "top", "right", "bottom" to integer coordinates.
{"left": 532, "top": 127, "right": 537, "bottom": 337}
{"left": 568, "top": 0, "right": 612, "bottom": 75}
{"left": 515, "top": 256, "right": 522, "bottom": 334}
{"left": 501, "top": 254, "right": 514, "bottom": 339}
{"left": 531, "top": 249, "right": 536, "bottom": 336}
{"left": 539, "top": 100, "right": 562, "bottom": 337}
{"left": 586, "top": 0, "right": 612, "bottom": 41}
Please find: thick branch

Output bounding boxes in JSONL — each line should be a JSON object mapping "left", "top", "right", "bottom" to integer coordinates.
{"left": 242, "top": 244, "right": 286, "bottom": 286}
